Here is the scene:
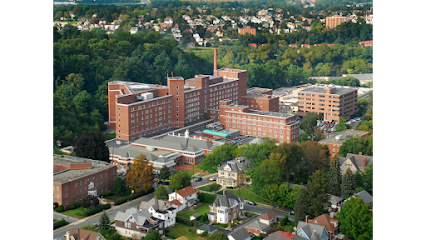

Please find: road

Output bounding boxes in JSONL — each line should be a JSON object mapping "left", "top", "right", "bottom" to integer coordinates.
{"left": 191, "top": 174, "right": 217, "bottom": 188}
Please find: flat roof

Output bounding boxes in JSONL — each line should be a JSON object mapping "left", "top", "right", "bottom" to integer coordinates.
{"left": 300, "top": 87, "right": 357, "bottom": 95}
{"left": 247, "top": 109, "right": 294, "bottom": 119}
{"left": 53, "top": 155, "right": 116, "bottom": 184}
{"left": 319, "top": 129, "right": 370, "bottom": 145}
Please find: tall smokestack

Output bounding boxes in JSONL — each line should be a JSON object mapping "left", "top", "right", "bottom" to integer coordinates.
{"left": 214, "top": 48, "right": 217, "bottom": 71}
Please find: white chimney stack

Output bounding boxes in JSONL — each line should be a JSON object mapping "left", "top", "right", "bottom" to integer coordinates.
{"left": 185, "top": 129, "right": 189, "bottom": 138}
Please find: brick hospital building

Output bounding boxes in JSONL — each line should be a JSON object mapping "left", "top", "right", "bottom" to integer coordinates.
{"left": 108, "top": 49, "right": 299, "bottom": 144}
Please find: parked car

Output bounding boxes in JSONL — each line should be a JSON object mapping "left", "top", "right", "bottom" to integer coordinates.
{"left": 209, "top": 177, "right": 216, "bottom": 181}
{"left": 195, "top": 177, "right": 203, "bottom": 182}
{"left": 246, "top": 201, "right": 256, "bottom": 206}
{"left": 289, "top": 210, "right": 294, "bottom": 215}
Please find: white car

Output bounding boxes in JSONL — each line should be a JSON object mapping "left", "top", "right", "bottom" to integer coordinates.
{"left": 209, "top": 177, "right": 216, "bottom": 181}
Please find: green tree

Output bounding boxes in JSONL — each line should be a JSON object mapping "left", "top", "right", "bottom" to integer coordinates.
{"left": 328, "top": 154, "right": 342, "bottom": 196}
{"left": 238, "top": 138, "right": 277, "bottom": 177}
{"left": 145, "top": 229, "right": 162, "bottom": 240}
{"left": 155, "top": 185, "right": 169, "bottom": 201}
{"left": 363, "top": 164, "right": 373, "bottom": 195}
{"left": 276, "top": 182, "right": 292, "bottom": 208}
{"left": 294, "top": 187, "right": 309, "bottom": 222}
{"left": 112, "top": 176, "right": 127, "bottom": 196}
{"left": 252, "top": 159, "right": 283, "bottom": 194}
{"left": 300, "top": 112, "right": 321, "bottom": 141}
{"left": 285, "top": 185, "right": 301, "bottom": 210}
{"left": 339, "top": 135, "right": 373, "bottom": 156}
{"left": 169, "top": 171, "right": 191, "bottom": 192}
{"left": 74, "top": 131, "right": 109, "bottom": 162}
{"left": 341, "top": 168, "right": 356, "bottom": 199}
{"left": 158, "top": 165, "right": 171, "bottom": 182}
{"left": 99, "top": 210, "right": 110, "bottom": 232}
{"left": 336, "top": 197, "right": 373, "bottom": 240}
{"left": 300, "top": 141, "right": 329, "bottom": 178}
{"left": 306, "top": 170, "right": 329, "bottom": 217}
{"left": 201, "top": 143, "right": 238, "bottom": 173}
{"left": 274, "top": 142, "right": 304, "bottom": 182}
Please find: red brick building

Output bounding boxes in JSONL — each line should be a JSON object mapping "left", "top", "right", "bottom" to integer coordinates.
{"left": 319, "top": 129, "right": 370, "bottom": 156}
{"left": 219, "top": 100, "right": 299, "bottom": 144}
{"left": 53, "top": 155, "right": 117, "bottom": 207}
{"left": 243, "top": 87, "right": 279, "bottom": 112}
{"left": 238, "top": 26, "right": 256, "bottom": 36}
{"left": 326, "top": 15, "right": 349, "bottom": 29}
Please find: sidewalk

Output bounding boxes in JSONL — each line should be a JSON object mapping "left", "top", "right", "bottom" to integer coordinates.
{"left": 53, "top": 192, "right": 154, "bottom": 233}
{"left": 53, "top": 211, "right": 79, "bottom": 223}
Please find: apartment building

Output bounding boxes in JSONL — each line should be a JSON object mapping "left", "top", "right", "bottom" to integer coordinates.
{"left": 219, "top": 100, "right": 300, "bottom": 144}
{"left": 108, "top": 65, "right": 247, "bottom": 140}
{"left": 298, "top": 86, "right": 357, "bottom": 122}
{"left": 53, "top": 155, "right": 117, "bottom": 207}
{"left": 325, "top": 15, "right": 349, "bottom": 29}
{"left": 238, "top": 26, "right": 256, "bottom": 36}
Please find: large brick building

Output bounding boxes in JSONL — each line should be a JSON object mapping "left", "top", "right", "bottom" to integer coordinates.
{"left": 325, "top": 15, "right": 350, "bottom": 29}
{"left": 298, "top": 86, "right": 357, "bottom": 122}
{"left": 238, "top": 26, "right": 256, "bottom": 36}
{"left": 108, "top": 50, "right": 299, "bottom": 144}
{"left": 53, "top": 155, "right": 117, "bottom": 207}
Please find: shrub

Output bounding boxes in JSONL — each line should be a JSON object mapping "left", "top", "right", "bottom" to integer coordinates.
{"left": 207, "top": 183, "right": 221, "bottom": 192}
{"left": 280, "top": 216, "right": 289, "bottom": 226}
{"left": 201, "top": 231, "right": 208, "bottom": 237}
{"left": 53, "top": 218, "right": 68, "bottom": 230}
{"left": 113, "top": 188, "right": 154, "bottom": 205}
{"left": 55, "top": 205, "right": 65, "bottom": 213}
{"left": 53, "top": 202, "right": 59, "bottom": 210}
{"left": 177, "top": 216, "right": 196, "bottom": 227}
{"left": 67, "top": 204, "right": 76, "bottom": 211}
{"left": 75, "top": 201, "right": 82, "bottom": 208}
{"left": 198, "top": 192, "right": 216, "bottom": 203}
{"left": 82, "top": 204, "right": 111, "bottom": 217}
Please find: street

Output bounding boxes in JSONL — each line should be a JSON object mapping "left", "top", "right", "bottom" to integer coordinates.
{"left": 191, "top": 173, "right": 217, "bottom": 188}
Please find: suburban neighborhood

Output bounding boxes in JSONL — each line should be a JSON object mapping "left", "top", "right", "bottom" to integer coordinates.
{"left": 51, "top": 0, "right": 375, "bottom": 240}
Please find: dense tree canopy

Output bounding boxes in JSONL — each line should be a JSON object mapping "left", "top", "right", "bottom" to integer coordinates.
{"left": 169, "top": 170, "right": 192, "bottom": 192}
{"left": 125, "top": 154, "right": 154, "bottom": 193}
{"left": 74, "top": 131, "right": 109, "bottom": 162}
{"left": 337, "top": 197, "right": 373, "bottom": 240}
{"left": 338, "top": 134, "right": 373, "bottom": 156}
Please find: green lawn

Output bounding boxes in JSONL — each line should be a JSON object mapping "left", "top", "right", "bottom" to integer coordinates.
{"left": 167, "top": 223, "right": 206, "bottom": 240}
{"left": 198, "top": 183, "right": 215, "bottom": 192}
{"left": 177, "top": 203, "right": 211, "bottom": 220}
{"left": 226, "top": 186, "right": 270, "bottom": 205}
{"left": 61, "top": 207, "right": 87, "bottom": 219}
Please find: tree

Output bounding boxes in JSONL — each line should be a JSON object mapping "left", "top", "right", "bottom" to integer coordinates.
{"left": 155, "top": 185, "right": 169, "bottom": 201}
{"left": 328, "top": 154, "right": 342, "bottom": 196}
{"left": 336, "top": 197, "right": 373, "bottom": 240}
{"left": 294, "top": 187, "right": 309, "bottom": 222}
{"left": 125, "top": 154, "right": 154, "bottom": 193}
{"left": 238, "top": 138, "right": 277, "bottom": 177}
{"left": 158, "top": 165, "right": 171, "bottom": 182}
{"left": 300, "top": 141, "right": 329, "bottom": 177}
{"left": 341, "top": 168, "right": 356, "bottom": 199}
{"left": 99, "top": 210, "right": 110, "bottom": 232}
{"left": 338, "top": 135, "right": 373, "bottom": 157}
{"left": 207, "top": 231, "right": 228, "bottom": 240}
{"left": 74, "top": 131, "right": 109, "bottom": 162}
{"left": 169, "top": 170, "right": 191, "bottom": 192}
{"left": 363, "top": 164, "right": 373, "bottom": 195}
{"left": 112, "top": 176, "right": 127, "bottom": 196}
{"left": 145, "top": 229, "right": 162, "bottom": 240}
{"left": 274, "top": 142, "right": 304, "bottom": 182}
{"left": 251, "top": 159, "right": 283, "bottom": 194}
{"left": 306, "top": 170, "right": 329, "bottom": 217}
{"left": 201, "top": 143, "right": 238, "bottom": 173}
{"left": 300, "top": 112, "right": 321, "bottom": 141}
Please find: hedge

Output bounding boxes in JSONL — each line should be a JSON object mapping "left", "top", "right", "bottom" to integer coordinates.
{"left": 113, "top": 188, "right": 154, "bottom": 206}
{"left": 198, "top": 192, "right": 216, "bottom": 203}
{"left": 82, "top": 204, "right": 111, "bottom": 217}
{"left": 53, "top": 219, "right": 68, "bottom": 230}
{"left": 176, "top": 216, "right": 199, "bottom": 227}
{"left": 66, "top": 204, "right": 76, "bottom": 211}
{"left": 55, "top": 205, "right": 65, "bottom": 213}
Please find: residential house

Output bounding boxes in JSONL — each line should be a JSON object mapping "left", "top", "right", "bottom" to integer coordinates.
{"left": 168, "top": 186, "right": 198, "bottom": 211}
{"left": 113, "top": 208, "right": 165, "bottom": 238}
{"left": 216, "top": 157, "right": 249, "bottom": 188}
{"left": 164, "top": 17, "right": 173, "bottom": 27}
{"left": 209, "top": 191, "right": 244, "bottom": 224}
{"left": 259, "top": 212, "right": 278, "bottom": 226}
{"left": 309, "top": 214, "right": 339, "bottom": 240}
{"left": 295, "top": 221, "right": 328, "bottom": 240}
{"left": 338, "top": 153, "right": 373, "bottom": 175}
{"left": 62, "top": 228, "right": 106, "bottom": 240}
{"left": 328, "top": 194, "right": 344, "bottom": 209}
{"left": 228, "top": 228, "right": 252, "bottom": 240}
{"left": 196, "top": 224, "right": 232, "bottom": 236}
{"left": 139, "top": 197, "right": 177, "bottom": 228}
{"left": 350, "top": 190, "right": 373, "bottom": 206}
{"left": 245, "top": 219, "right": 270, "bottom": 236}
{"left": 130, "top": 27, "right": 139, "bottom": 35}
{"left": 190, "top": 213, "right": 201, "bottom": 221}
{"left": 359, "top": 40, "right": 373, "bottom": 47}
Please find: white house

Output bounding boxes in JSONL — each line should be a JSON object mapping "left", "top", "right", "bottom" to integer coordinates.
{"left": 209, "top": 191, "right": 244, "bottom": 224}
{"left": 139, "top": 197, "right": 177, "bottom": 228}
{"left": 168, "top": 186, "right": 198, "bottom": 212}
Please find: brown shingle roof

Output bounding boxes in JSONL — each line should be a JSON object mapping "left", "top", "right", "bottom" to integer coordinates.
{"left": 177, "top": 186, "right": 197, "bottom": 198}
{"left": 260, "top": 212, "right": 277, "bottom": 220}
{"left": 62, "top": 228, "right": 104, "bottom": 240}
{"left": 169, "top": 199, "right": 183, "bottom": 206}
{"left": 309, "top": 214, "right": 339, "bottom": 233}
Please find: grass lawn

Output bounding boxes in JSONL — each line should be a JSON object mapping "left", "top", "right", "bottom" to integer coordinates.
{"left": 197, "top": 183, "right": 215, "bottom": 192}
{"left": 167, "top": 223, "right": 206, "bottom": 240}
{"left": 61, "top": 207, "right": 87, "bottom": 219}
{"left": 177, "top": 203, "right": 211, "bottom": 220}
{"left": 226, "top": 186, "right": 270, "bottom": 205}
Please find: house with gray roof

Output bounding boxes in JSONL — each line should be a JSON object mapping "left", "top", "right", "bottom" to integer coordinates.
{"left": 229, "top": 228, "right": 251, "bottom": 240}
{"left": 217, "top": 157, "right": 251, "bottom": 188}
{"left": 139, "top": 197, "right": 177, "bottom": 228}
{"left": 196, "top": 224, "right": 218, "bottom": 235}
{"left": 295, "top": 221, "right": 328, "bottom": 240}
{"left": 209, "top": 191, "right": 244, "bottom": 224}
{"left": 113, "top": 208, "right": 165, "bottom": 238}
{"left": 339, "top": 153, "right": 372, "bottom": 175}
{"left": 245, "top": 219, "right": 270, "bottom": 236}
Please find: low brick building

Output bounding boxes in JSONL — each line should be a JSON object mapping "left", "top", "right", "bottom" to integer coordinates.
{"left": 318, "top": 129, "right": 370, "bottom": 156}
{"left": 53, "top": 155, "right": 117, "bottom": 207}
